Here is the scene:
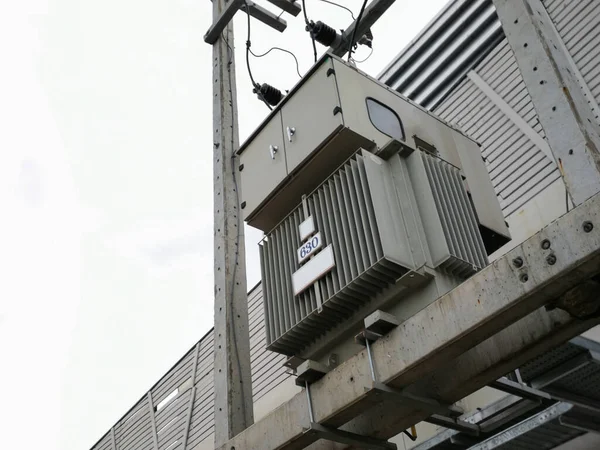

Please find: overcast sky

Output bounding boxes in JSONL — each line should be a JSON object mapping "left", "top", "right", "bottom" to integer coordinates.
{"left": 0, "top": 1, "right": 448, "bottom": 449}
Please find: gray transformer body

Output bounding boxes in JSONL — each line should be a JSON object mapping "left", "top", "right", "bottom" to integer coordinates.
{"left": 238, "top": 54, "right": 510, "bottom": 362}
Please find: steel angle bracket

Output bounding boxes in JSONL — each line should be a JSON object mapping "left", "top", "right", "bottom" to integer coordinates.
{"left": 395, "top": 267, "right": 431, "bottom": 289}
{"left": 204, "top": 0, "right": 287, "bottom": 44}
{"left": 303, "top": 422, "right": 397, "bottom": 450}
{"left": 490, "top": 378, "right": 552, "bottom": 402}
{"left": 371, "top": 382, "right": 464, "bottom": 418}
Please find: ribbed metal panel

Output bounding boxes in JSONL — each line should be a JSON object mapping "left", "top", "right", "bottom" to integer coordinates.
{"left": 422, "top": 152, "right": 488, "bottom": 276}
{"left": 434, "top": 38, "right": 560, "bottom": 217}
{"left": 545, "top": 0, "right": 600, "bottom": 121}
{"left": 90, "top": 283, "right": 291, "bottom": 450}
{"left": 261, "top": 149, "right": 491, "bottom": 355}
{"left": 261, "top": 152, "right": 411, "bottom": 355}
{"left": 378, "top": 0, "right": 503, "bottom": 110}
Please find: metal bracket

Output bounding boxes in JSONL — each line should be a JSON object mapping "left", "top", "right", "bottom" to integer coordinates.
{"left": 364, "top": 309, "right": 400, "bottom": 335}
{"left": 303, "top": 379, "right": 396, "bottom": 449}
{"left": 295, "top": 360, "right": 328, "bottom": 387}
{"left": 425, "top": 414, "right": 480, "bottom": 435}
{"left": 490, "top": 377, "right": 552, "bottom": 402}
{"left": 305, "top": 422, "right": 397, "bottom": 450}
{"left": 204, "top": 0, "right": 287, "bottom": 44}
{"left": 265, "top": 0, "right": 301, "bottom": 16}
{"left": 372, "top": 382, "right": 464, "bottom": 418}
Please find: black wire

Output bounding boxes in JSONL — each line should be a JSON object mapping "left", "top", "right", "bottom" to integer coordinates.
{"left": 352, "top": 46, "right": 373, "bottom": 64}
{"left": 249, "top": 46, "right": 303, "bottom": 79}
{"left": 348, "top": 0, "right": 369, "bottom": 62}
{"left": 319, "top": 0, "right": 355, "bottom": 19}
{"left": 301, "top": 0, "right": 318, "bottom": 63}
{"left": 243, "top": 0, "right": 273, "bottom": 110}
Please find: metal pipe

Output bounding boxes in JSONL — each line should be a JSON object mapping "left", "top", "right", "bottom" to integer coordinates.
{"left": 366, "top": 337, "right": 376, "bottom": 381}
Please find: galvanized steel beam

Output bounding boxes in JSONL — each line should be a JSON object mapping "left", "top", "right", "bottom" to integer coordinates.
{"left": 492, "top": 0, "right": 600, "bottom": 206}
{"left": 217, "top": 193, "right": 600, "bottom": 450}
{"left": 468, "top": 402, "right": 574, "bottom": 450}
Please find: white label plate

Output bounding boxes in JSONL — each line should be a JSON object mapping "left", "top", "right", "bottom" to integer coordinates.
{"left": 292, "top": 244, "right": 335, "bottom": 296}
{"left": 299, "top": 216, "right": 315, "bottom": 241}
{"left": 297, "top": 232, "right": 323, "bottom": 264}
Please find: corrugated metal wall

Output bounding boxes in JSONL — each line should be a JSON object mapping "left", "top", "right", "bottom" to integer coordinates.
{"left": 545, "top": 0, "right": 600, "bottom": 120}
{"left": 433, "top": 38, "right": 560, "bottom": 216}
{"left": 90, "top": 284, "right": 290, "bottom": 450}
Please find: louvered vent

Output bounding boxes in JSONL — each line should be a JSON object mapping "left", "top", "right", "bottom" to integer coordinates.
{"left": 260, "top": 151, "right": 416, "bottom": 356}
{"left": 421, "top": 152, "right": 489, "bottom": 276}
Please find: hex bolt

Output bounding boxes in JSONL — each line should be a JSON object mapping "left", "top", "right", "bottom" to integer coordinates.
{"left": 513, "top": 257, "right": 524, "bottom": 268}
{"left": 520, "top": 273, "right": 529, "bottom": 283}
{"left": 546, "top": 254, "right": 556, "bottom": 265}
{"left": 541, "top": 239, "right": 551, "bottom": 250}
{"left": 583, "top": 221, "right": 594, "bottom": 233}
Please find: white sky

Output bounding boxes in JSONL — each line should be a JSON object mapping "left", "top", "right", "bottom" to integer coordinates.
{"left": 0, "top": 1, "right": 448, "bottom": 449}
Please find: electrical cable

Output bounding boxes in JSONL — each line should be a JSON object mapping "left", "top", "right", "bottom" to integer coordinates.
{"left": 243, "top": 0, "right": 273, "bottom": 110}
{"left": 348, "top": 0, "right": 369, "bottom": 62}
{"left": 318, "top": 0, "right": 355, "bottom": 19}
{"left": 249, "top": 46, "right": 302, "bottom": 79}
{"left": 301, "top": 0, "right": 318, "bottom": 62}
{"left": 352, "top": 46, "right": 373, "bottom": 64}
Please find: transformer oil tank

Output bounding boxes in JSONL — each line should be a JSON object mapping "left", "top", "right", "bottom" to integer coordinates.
{"left": 237, "top": 53, "right": 510, "bottom": 362}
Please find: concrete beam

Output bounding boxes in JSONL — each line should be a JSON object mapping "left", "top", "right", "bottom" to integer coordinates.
{"left": 492, "top": 0, "right": 600, "bottom": 205}
{"left": 218, "top": 193, "right": 600, "bottom": 450}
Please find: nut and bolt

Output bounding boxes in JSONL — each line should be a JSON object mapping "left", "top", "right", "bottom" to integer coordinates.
{"left": 546, "top": 254, "right": 557, "bottom": 265}
{"left": 541, "top": 239, "right": 551, "bottom": 250}
{"left": 513, "top": 257, "right": 524, "bottom": 268}
{"left": 583, "top": 221, "right": 594, "bottom": 233}
{"left": 520, "top": 273, "right": 529, "bottom": 283}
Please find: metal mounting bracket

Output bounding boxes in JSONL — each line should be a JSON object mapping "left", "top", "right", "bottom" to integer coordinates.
{"left": 304, "top": 422, "right": 397, "bottom": 449}
{"left": 303, "top": 378, "right": 396, "bottom": 449}
{"left": 372, "top": 382, "right": 464, "bottom": 418}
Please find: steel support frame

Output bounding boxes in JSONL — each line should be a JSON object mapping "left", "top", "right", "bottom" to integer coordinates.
{"left": 468, "top": 402, "right": 574, "bottom": 450}
{"left": 217, "top": 193, "right": 600, "bottom": 450}
{"left": 492, "top": 0, "right": 600, "bottom": 206}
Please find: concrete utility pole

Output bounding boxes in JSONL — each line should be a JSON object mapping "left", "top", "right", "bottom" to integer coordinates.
{"left": 206, "top": 0, "right": 291, "bottom": 445}
{"left": 205, "top": 0, "right": 396, "bottom": 446}
{"left": 493, "top": 0, "right": 600, "bottom": 206}
{"left": 210, "top": 0, "right": 253, "bottom": 445}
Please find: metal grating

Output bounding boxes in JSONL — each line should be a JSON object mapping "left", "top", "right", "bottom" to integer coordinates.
{"left": 260, "top": 152, "right": 411, "bottom": 356}
{"left": 422, "top": 152, "right": 489, "bottom": 276}
{"left": 551, "top": 361, "right": 600, "bottom": 402}
{"left": 518, "top": 343, "right": 585, "bottom": 382}
{"left": 492, "top": 419, "right": 583, "bottom": 450}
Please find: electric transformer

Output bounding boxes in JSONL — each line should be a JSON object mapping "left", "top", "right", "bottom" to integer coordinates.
{"left": 237, "top": 53, "right": 510, "bottom": 365}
